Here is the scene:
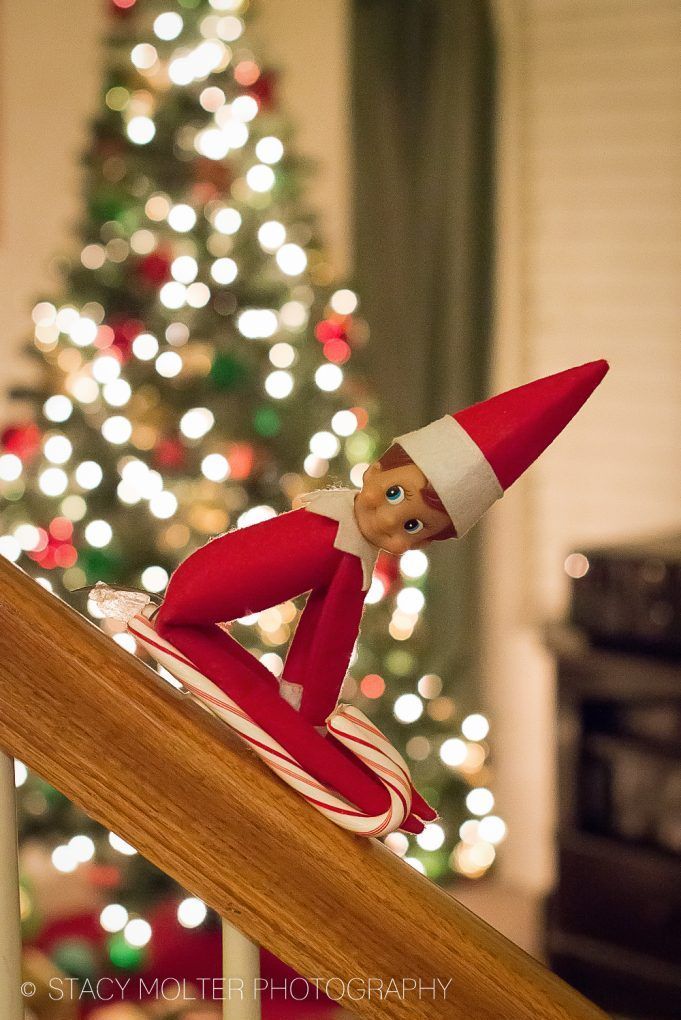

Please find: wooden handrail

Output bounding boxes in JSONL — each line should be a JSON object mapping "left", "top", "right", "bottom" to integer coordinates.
{"left": 0, "top": 558, "right": 608, "bottom": 1020}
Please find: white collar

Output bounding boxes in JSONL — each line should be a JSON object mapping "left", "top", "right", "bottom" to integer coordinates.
{"left": 297, "top": 487, "right": 379, "bottom": 591}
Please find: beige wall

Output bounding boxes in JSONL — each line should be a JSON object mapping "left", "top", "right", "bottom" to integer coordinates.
{"left": 0, "top": 0, "right": 350, "bottom": 415}
{"left": 488, "top": 0, "right": 681, "bottom": 892}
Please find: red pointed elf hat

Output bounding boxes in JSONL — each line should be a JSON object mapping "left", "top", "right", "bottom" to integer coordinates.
{"left": 394, "top": 359, "right": 609, "bottom": 537}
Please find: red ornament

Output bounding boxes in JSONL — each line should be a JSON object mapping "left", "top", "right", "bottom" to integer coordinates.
{"left": 136, "top": 248, "right": 172, "bottom": 287}
{"left": 314, "top": 319, "right": 347, "bottom": 344}
{"left": 154, "top": 437, "right": 186, "bottom": 471}
{"left": 108, "top": 317, "right": 145, "bottom": 361}
{"left": 246, "top": 69, "right": 278, "bottom": 111}
{"left": 27, "top": 522, "right": 77, "bottom": 571}
{"left": 323, "top": 338, "right": 351, "bottom": 364}
{"left": 109, "top": 0, "right": 136, "bottom": 16}
{"left": 1, "top": 422, "right": 42, "bottom": 461}
{"left": 227, "top": 442, "right": 254, "bottom": 481}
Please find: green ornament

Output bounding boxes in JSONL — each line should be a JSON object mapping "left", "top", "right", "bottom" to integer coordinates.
{"left": 78, "top": 548, "right": 121, "bottom": 584}
{"left": 108, "top": 933, "right": 146, "bottom": 972}
{"left": 52, "top": 938, "right": 97, "bottom": 980}
{"left": 254, "top": 406, "right": 280, "bottom": 437}
{"left": 385, "top": 649, "right": 414, "bottom": 676}
{"left": 178, "top": 0, "right": 201, "bottom": 6}
{"left": 210, "top": 353, "right": 249, "bottom": 391}
{"left": 89, "top": 188, "right": 126, "bottom": 225}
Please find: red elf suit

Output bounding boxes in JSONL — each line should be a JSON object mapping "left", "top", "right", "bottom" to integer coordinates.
{"left": 109, "top": 359, "right": 609, "bottom": 835}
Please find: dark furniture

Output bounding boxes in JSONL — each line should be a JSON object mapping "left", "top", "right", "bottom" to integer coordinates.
{"left": 545, "top": 625, "right": 681, "bottom": 1019}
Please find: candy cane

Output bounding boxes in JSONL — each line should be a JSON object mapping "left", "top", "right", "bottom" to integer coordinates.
{"left": 127, "top": 609, "right": 412, "bottom": 837}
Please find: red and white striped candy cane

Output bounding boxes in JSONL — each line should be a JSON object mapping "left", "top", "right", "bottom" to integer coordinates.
{"left": 127, "top": 609, "right": 413, "bottom": 837}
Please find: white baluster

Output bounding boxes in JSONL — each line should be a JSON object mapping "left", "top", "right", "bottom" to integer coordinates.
{"left": 222, "top": 919, "right": 261, "bottom": 1019}
{"left": 0, "top": 752, "right": 23, "bottom": 1020}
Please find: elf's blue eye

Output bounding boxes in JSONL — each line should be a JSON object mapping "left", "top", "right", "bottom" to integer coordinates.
{"left": 385, "top": 485, "right": 405, "bottom": 504}
{"left": 404, "top": 518, "right": 424, "bottom": 534}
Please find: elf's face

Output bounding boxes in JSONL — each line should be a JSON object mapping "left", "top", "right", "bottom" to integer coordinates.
{"left": 354, "top": 461, "right": 452, "bottom": 555}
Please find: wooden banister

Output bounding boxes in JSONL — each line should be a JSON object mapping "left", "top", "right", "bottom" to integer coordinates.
{"left": 0, "top": 558, "right": 608, "bottom": 1020}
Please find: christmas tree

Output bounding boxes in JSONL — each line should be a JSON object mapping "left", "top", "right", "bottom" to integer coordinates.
{"left": 2, "top": 0, "right": 503, "bottom": 1003}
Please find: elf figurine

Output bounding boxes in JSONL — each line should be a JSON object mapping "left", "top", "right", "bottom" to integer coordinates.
{"left": 98, "top": 359, "right": 608, "bottom": 836}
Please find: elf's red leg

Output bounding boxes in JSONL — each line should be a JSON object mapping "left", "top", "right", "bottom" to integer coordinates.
{"left": 156, "top": 618, "right": 391, "bottom": 818}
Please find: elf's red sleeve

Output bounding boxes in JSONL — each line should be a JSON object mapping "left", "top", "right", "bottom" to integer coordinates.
{"left": 155, "top": 508, "right": 393, "bottom": 819}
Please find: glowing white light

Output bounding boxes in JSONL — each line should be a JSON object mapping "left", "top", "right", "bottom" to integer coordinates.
{"left": 477, "top": 816, "right": 506, "bottom": 845}
{"left": 75, "top": 461, "right": 102, "bottom": 491}
{"left": 171, "top": 255, "right": 198, "bottom": 283}
{"left": 117, "top": 481, "right": 141, "bottom": 506}
{"left": 210, "top": 258, "right": 238, "bottom": 284}
{"left": 168, "top": 204, "right": 197, "bottom": 232}
{"left": 237, "top": 505, "right": 276, "bottom": 528}
{"left": 214, "top": 207, "right": 241, "bottom": 234}
{"left": 127, "top": 116, "right": 155, "bottom": 145}
{"left": 109, "top": 833, "right": 137, "bottom": 856}
{"left": 237, "top": 309, "right": 278, "bottom": 340}
{"left": 201, "top": 454, "right": 230, "bottom": 481}
{"left": 52, "top": 845, "right": 78, "bottom": 874}
{"left": 310, "top": 431, "right": 340, "bottom": 459}
{"left": 70, "top": 317, "right": 98, "bottom": 347}
{"left": 304, "top": 455, "right": 328, "bottom": 478}
{"left": 154, "top": 11, "right": 183, "bottom": 40}
{"left": 14, "top": 524, "right": 40, "bottom": 551}
{"left": 265, "top": 370, "right": 293, "bottom": 399}
{"left": 260, "top": 652, "right": 284, "bottom": 676}
{"left": 124, "top": 919, "right": 152, "bottom": 947}
{"left": 400, "top": 549, "right": 429, "bottom": 579}
{"left": 141, "top": 470, "right": 164, "bottom": 499}
{"left": 114, "top": 633, "right": 137, "bottom": 654}
{"left": 44, "top": 395, "right": 73, "bottom": 423}
{"left": 130, "top": 229, "right": 156, "bottom": 254}
{"left": 330, "top": 288, "right": 358, "bottom": 315}
{"left": 405, "top": 857, "right": 426, "bottom": 874}
{"left": 440, "top": 738, "right": 467, "bottom": 766}
{"left": 180, "top": 407, "right": 215, "bottom": 439}
{"left": 32, "top": 302, "right": 57, "bottom": 327}
{"left": 168, "top": 56, "right": 193, "bottom": 86}
{"left": 62, "top": 495, "right": 87, "bottom": 521}
{"left": 100, "top": 904, "right": 128, "bottom": 933}
{"left": 397, "top": 587, "right": 425, "bottom": 614}
{"left": 315, "top": 364, "right": 343, "bottom": 392}
{"left": 231, "top": 95, "right": 258, "bottom": 122}
{"left": 246, "top": 164, "right": 275, "bottom": 192}
{"left": 365, "top": 577, "right": 386, "bottom": 605}
{"left": 141, "top": 566, "right": 169, "bottom": 592}
{"left": 565, "top": 552, "right": 590, "bottom": 579}
{"left": 85, "top": 520, "right": 112, "bottom": 548}
{"left": 394, "top": 693, "right": 423, "bottom": 723}
{"left": 416, "top": 824, "right": 445, "bottom": 852}
{"left": 279, "top": 300, "right": 307, "bottom": 329}
{"left": 0, "top": 454, "right": 22, "bottom": 482}
{"left": 39, "top": 467, "right": 68, "bottom": 497}
{"left": 14, "top": 761, "right": 28, "bottom": 787}
{"left": 71, "top": 377, "right": 99, "bottom": 404}
{"left": 275, "top": 243, "right": 306, "bottom": 276}
{"left": 70, "top": 835, "right": 95, "bottom": 862}
{"left": 178, "top": 897, "right": 207, "bottom": 929}
{"left": 466, "top": 787, "right": 495, "bottom": 816}
{"left": 269, "top": 343, "right": 295, "bottom": 368}
{"left": 462, "top": 713, "right": 490, "bottom": 741}
{"left": 103, "top": 379, "right": 131, "bottom": 407}
{"left": 56, "top": 306, "right": 79, "bottom": 333}
{"left": 0, "top": 536, "right": 21, "bottom": 562}
{"left": 133, "top": 333, "right": 159, "bottom": 360}
{"left": 350, "top": 462, "right": 369, "bottom": 487}
{"left": 131, "top": 42, "right": 157, "bottom": 70}
{"left": 187, "top": 282, "right": 211, "bottom": 308}
{"left": 222, "top": 119, "right": 248, "bottom": 148}
{"left": 331, "top": 410, "right": 357, "bottom": 437}
{"left": 156, "top": 351, "right": 183, "bottom": 378}
{"left": 255, "top": 136, "right": 283, "bottom": 164}
{"left": 92, "top": 356, "right": 121, "bottom": 384}
{"left": 196, "top": 127, "right": 230, "bottom": 160}
{"left": 102, "top": 416, "right": 132, "bottom": 445}
{"left": 258, "top": 221, "right": 286, "bottom": 252}
{"left": 160, "top": 282, "right": 187, "bottom": 309}
{"left": 150, "top": 491, "right": 178, "bottom": 519}
{"left": 200, "top": 86, "right": 225, "bottom": 112}
{"left": 384, "top": 832, "right": 409, "bottom": 856}
{"left": 44, "top": 435, "right": 72, "bottom": 465}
